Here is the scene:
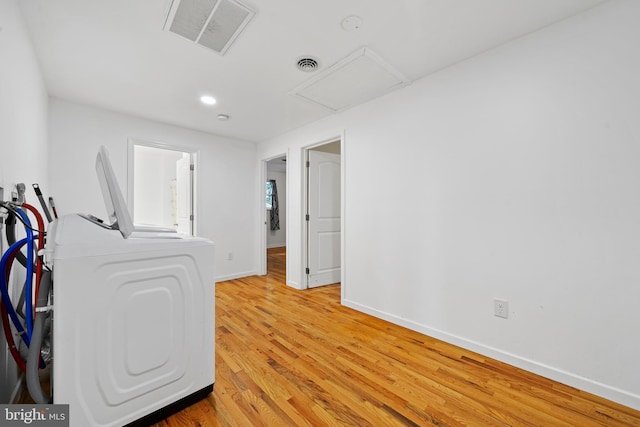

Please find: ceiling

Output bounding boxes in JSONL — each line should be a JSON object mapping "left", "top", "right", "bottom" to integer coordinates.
{"left": 267, "top": 156, "right": 287, "bottom": 173}
{"left": 18, "top": 0, "right": 606, "bottom": 143}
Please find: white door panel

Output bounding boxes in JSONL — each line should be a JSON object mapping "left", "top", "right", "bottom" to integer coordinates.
{"left": 308, "top": 151, "right": 341, "bottom": 288}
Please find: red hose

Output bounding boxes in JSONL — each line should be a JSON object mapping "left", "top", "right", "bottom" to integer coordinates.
{"left": 0, "top": 304, "right": 26, "bottom": 372}
{"left": 0, "top": 204, "right": 47, "bottom": 373}
{"left": 19, "top": 204, "right": 45, "bottom": 323}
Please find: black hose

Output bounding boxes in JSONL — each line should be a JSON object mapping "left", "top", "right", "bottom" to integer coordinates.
{"left": 5, "top": 210, "right": 28, "bottom": 268}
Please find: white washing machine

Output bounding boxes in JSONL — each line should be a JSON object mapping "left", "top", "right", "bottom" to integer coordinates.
{"left": 43, "top": 147, "right": 215, "bottom": 426}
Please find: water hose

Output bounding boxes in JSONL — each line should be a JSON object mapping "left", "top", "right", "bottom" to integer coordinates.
{"left": 14, "top": 208, "right": 35, "bottom": 338}
{"left": 20, "top": 203, "right": 45, "bottom": 322}
{"left": 26, "top": 269, "right": 52, "bottom": 404}
{"left": 0, "top": 238, "right": 32, "bottom": 346}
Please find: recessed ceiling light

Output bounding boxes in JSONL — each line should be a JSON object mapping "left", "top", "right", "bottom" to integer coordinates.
{"left": 217, "top": 114, "right": 230, "bottom": 121}
{"left": 200, "top": 95, "right": 217, "bottom": 105}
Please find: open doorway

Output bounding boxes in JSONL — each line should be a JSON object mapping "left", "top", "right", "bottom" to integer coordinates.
{"left": 127, "top": 140, "right": 197, "bottom": 235}
{"left": 266, "top": 155, "right": 287, "bottom": 276}
{"left": 304, "top": 140, "right": 341, "bottom": 288}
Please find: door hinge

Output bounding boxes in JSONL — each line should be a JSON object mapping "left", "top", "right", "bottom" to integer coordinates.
{"left": 305, "top": 214, "right": 309, "bottom": 221}
{"left": 190, "top": 214, "right": 194, "bottom": 221}
{"left": 306, "top": 161, "right": 310, "bottom": 168}
{"left": 190, "top": 164, "right": 194, "bottom": 171}
{"left": 305, "top": 267, "right": 310, "bottom": 275}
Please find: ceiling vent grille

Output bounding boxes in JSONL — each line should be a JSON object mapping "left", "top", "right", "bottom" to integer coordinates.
{"left": 296, "top": 57, "right": 320, "bottom": 72}
{"left": 164, "top": 0, "right": 255, "bottom": 55}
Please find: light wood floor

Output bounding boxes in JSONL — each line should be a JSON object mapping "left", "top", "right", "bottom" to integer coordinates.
{"left": 154, "top": 246, "right": 640, "bottom": 426}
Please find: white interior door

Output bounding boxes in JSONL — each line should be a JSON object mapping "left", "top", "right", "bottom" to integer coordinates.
{"left": 176, "top": 154, "right": 193, "bottom": 235}
{"left": 307, "top": 150, "right": 341, "bottom": 288}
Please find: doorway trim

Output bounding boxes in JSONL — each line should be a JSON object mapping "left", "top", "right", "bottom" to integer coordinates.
{"left": 127, "top": 138, "right": 199, "bottom": 235}
{"left": 259, "top": 151, "right": 289, "bottom": 276}
{"left": 300, "top": 133, "right": 345, "bottom": 292}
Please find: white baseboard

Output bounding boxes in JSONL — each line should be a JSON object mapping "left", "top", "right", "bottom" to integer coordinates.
{"left": 215, "top": 271, "right": 257, "bottom": 282}
{"left": 342, "top": 298, "right": 640, "bottom": 411}
{"left": 286, "top": 280, "right": 302, "bottom": 290}
{"left": 267, "top": 244, "right": 286, "bottom": 249}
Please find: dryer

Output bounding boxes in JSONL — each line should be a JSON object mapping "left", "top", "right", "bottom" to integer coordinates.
{"left": 43, "top": 146, "right": 215, "bottom": 426}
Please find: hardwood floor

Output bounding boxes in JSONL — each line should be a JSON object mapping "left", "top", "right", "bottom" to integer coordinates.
{"left": 154, "top": 246, "right": 640, "bottom": 426}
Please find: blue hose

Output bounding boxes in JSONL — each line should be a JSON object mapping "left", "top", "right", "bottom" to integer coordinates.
{"left": 15, "top": 208, "right": 35, "bottom": 339}
{"left": 0, "top": 238, "right": 31, "bottom": 346}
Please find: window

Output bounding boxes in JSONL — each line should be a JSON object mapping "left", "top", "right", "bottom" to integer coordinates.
{"left": 266, "top": 181, "right": 273, "bottom": 210}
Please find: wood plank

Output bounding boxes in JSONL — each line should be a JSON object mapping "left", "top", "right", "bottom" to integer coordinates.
{"left": 154, "top": 247, "right": 640, "bottom": 426}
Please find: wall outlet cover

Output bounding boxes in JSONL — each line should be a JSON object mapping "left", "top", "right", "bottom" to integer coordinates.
{"left": 494, "top": 299, "right": 509, "bottom": 319}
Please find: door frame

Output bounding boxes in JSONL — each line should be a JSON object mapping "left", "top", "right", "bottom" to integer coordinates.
{"left": 301, "top": 136, "right": 345, "bottom": 291}
{"left": 259, "top": 151, "right": 289, "bottom": 276}
{"left": 127, "top": 138, "right": 199, "bottom": 235}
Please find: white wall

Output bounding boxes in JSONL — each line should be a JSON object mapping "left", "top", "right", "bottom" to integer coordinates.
{"left": 266, "top": 170, "right": 286, "bottom": 248}
{"left": 0, "top": 2, "right": 49, "bottom": 195}
{"left": 49, "top": 99, "right": 258, "bottom": 281}
{"left": 0, "top": 0, "right": 49, "bottom": 402}
{"left": 258, "top": 0, "right": 640, "bottom": 410}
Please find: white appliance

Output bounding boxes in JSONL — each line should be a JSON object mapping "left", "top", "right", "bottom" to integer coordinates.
{"left": 44, "top": 147, "right": 215, "bottom": 426}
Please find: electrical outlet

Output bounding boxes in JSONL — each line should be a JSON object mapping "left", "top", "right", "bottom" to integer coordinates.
{"left": 494, "top": 299, "right": 509, "bottom": 319}
{"left": 227, "top": 252, "right": 234, "bottom": 261}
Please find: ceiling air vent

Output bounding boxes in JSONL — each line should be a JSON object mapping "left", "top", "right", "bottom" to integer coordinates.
{"left": 296, "top": 57, "right": 320, "bottom": 72}
{"left": 164, "top": 0, "right": 255, "bottom": 55}
{"left": 290, "top": 48, "right": 410, "bottom": 112}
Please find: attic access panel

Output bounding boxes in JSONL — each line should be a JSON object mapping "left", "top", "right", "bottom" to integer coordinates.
{"left": 165, "top": 0, "right": 255, "bottom": 55}
{"left": 290, "top": 48, "right": 410, "bottom": 112}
